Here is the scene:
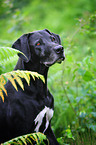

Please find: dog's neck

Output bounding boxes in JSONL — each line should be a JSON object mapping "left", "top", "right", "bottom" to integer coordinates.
{"left": 14, "top": 58, "right": 49, "bottom": 98}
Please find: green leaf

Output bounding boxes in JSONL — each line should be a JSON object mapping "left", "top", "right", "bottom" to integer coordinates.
{"left": 78, "top": 68, "right": 86, "bottom": 76}
{"left": 88, "top": 124, "right": 96, "bottom": 132}
{"left": 83, "top": 70, "right": 93, "bottom": 81}
{"left": 0, "top": 47, "right": 28, "bottom": 64}
{"left": 91, "top": 112, "right": 96, "bottom": 117}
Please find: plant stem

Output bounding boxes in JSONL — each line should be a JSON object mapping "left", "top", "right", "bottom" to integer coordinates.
{"left": 61, "top": 62, "right": 77, "bottom": 115}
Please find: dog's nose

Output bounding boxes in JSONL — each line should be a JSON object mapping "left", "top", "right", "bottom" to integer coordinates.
{"left": 54, "top": 45, "right": 64, "bottom": 54}
{"left": 62, "top": 54, "right": 65, "bottom": 60}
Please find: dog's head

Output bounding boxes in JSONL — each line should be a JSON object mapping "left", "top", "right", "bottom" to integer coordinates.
{"left": 12, "top": 29, "right": 65, "bottom": 67}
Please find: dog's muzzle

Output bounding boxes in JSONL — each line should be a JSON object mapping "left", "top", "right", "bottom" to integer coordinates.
{"left": 56, "top": 56, "right": 65, "bottom": 64}
{"left": 54, "top": 45, "right": 64, "bottom": 54}
{"left": 54, "top": 45, "right": 65, "bottom": 63}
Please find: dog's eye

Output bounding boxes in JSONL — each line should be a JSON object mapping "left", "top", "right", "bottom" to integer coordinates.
{"left": 36, "top": 42, "right": 41, "bottom": 46}
{"left": 52, "top": 37, "right": 55, "bottom": 42}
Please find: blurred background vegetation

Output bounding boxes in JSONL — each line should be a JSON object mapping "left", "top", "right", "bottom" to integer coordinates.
{"left": 0, "top": 0, "right": 96, "bottom": 144}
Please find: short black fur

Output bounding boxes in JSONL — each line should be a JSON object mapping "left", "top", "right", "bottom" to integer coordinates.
{"left": 0, "top": 29, "right": 65, "bottom": 145}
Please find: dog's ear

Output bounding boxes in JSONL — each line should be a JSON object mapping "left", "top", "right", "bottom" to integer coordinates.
{"left": 52, "top": 33, "right": 61, "bottom": 45}
{"left": 12, "top": 34, "right": 31, "bottom": 62}
{"left": 44, "top": 29, "right": 61, "bottom": 44}
{"left": 44, "top": 29, "right": 52, "bottom": 35}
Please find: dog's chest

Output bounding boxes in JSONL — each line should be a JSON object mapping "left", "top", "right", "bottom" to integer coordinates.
{"left": 34, "top": 106, "right": 54, "bottom": 133}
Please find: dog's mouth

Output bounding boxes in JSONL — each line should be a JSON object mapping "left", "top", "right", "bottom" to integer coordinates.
{"left": 56, "top": 57, "right": 64, "bottom": 63}
{"left": 43, "top": 57, "right": 65, "bottom": 67}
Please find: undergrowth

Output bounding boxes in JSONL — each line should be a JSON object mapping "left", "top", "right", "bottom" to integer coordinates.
{"left": 0, "top": 0, "right": 96, "bottom": 144}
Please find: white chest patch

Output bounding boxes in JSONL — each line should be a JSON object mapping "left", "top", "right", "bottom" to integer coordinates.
{"left": 34, "top": 106, "right": 54, "bottom": 133}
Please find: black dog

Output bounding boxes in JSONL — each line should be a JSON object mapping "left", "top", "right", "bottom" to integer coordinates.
{"left": 0, "top": 29, "right": 65, "bottom": 144}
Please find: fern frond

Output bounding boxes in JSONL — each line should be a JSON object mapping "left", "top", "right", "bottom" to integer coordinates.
{"left": 2, "top": 132, "right": 49, "bottom": 145}
{"left": 0, "top": 90, "right": 5, "bottom": 102}
{"left": 0, "top": 47, "right": 28, "bottom": 73}
{"left": 0, "top": 47, "right": 28, "bottom": 65}
{"left": 0, "top": 70, "right": 45, "bottom": 102}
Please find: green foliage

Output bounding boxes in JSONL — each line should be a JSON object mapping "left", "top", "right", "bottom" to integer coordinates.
{"left": 0, "top": 0, "right": 96, "bottom": 144}
{"left": 49, "top": 13, "right": 96, "bottom": 145}
{"left": 2, "top": 132, "right": 48, "bottom": 145}
{"left": 0, "top": 47, "right": 22, "bottom": 74}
